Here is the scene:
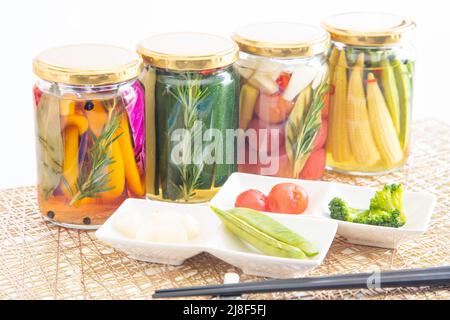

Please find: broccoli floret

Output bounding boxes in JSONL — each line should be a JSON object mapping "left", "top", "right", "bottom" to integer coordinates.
{"left": 328, "top": 197, "right": 366, "bottom": 222}
{"left": 353, "top": 208, "right": 404, "bottom": 228}
{"left": 370, "top": 184, "right": 402, "bottom": 211}
{"left": 369, "top": 184, "right": 405, "bottom": 226}
{"left": 328, "top": 184, "right": 406, "bottom": 228}
{"left": 390, "top": 184, "right": 404, "bottom": 213}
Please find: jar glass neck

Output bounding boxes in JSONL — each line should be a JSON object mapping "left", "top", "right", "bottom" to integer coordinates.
{"left": 36, "top": 78, "right": 137, "bottom": 99}
{"left": 240, "top": 51, "right": 326, "bottom": 64}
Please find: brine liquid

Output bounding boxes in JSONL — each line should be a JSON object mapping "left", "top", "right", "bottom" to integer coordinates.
{"left": 326, "top": 153, "right": 409, "bottom": 175}
{"left": 146, "top": 187, "right": 221, "bottom": 204}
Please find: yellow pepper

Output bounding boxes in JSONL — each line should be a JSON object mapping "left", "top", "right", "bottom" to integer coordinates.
{"left": 60, "top": 113, "right": 88, "bottom": 197}
{"left": 102, "top": 139, "right": 125, "bottom": 199}
{"left": 117, "top": 114, "right": 145, "bottom": 197}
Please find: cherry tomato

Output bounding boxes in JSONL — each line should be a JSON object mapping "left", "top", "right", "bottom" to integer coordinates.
{"left": 247, "top": 118, "right": 285, "bottom": 155}
{"left": 299, "top": 148, "right": 326, "bottom": 180}
{"left": 235, "top": 189, "right": 269, "bottom": 211}
{"left": 313, "top": 121, "right": 327, "bottom": 150}
{"left": 255, "top": 93, "right": 294, "bottom": 124}
{"left": 268, "top": 183, "right": 309, "bottom": 214}
{"left": 276, "top": 72, "right": 292, "bottom": 92}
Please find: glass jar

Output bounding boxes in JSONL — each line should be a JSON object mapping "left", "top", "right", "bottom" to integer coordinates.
{"left": 322, "top": 12, "right": 416, "bottom": 175}
{"left": 232, "top": 23, "right": 330, "bottom": 180}
{"left": 33, "top": 44, "right": 145, "bottom": 229}
{"left": 137, "top": 33, "right": 239, "bottom": 203}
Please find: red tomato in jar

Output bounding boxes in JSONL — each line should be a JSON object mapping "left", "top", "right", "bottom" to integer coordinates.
{"left": 276, "top": 72, "right": 292, "bottom": 92}
{"left": 299, "top": 148, "right": 326, "bottom": 180}
{"left": 313, "top": 121, "right": 327, "bottom": 150}
{"left": 235, "top": 189, "right": 269, "bottom": 211}
{"left": 268, "top": 183, "right": 309, "bottom": 214}
{"left": 255, "top": 93, "right": 294, "bottom": 124}
{"left": 247, "top": 118, "right": 285, "bottom": 155}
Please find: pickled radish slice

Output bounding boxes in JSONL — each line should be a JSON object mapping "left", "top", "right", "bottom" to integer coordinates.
{"left": 248, "top": 72, "right": 279, "bottom": 95}
{"left": 282, "top": 64, "right": 317, "bottom": 101}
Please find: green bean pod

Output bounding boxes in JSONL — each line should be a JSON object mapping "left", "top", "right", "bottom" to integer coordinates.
{"left": 211, "top": 206, "right": 319, "bottom": 259}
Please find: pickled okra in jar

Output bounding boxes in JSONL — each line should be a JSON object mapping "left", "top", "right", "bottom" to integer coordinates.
{"left": 33, "top": 45, "right": 145, "bottom": 228}
{"left": 232, "top": 23, "right": 330, "bottom": 180}
{"left": 138, "top": 33, "right": 239, "bottom": 203}
{"left": 322, "top": 12, "right": 416, "bottom": 175}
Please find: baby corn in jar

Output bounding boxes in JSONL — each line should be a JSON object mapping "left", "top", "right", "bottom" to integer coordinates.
{"left": 322, "top": 12, "right": 416, "bottom": 175}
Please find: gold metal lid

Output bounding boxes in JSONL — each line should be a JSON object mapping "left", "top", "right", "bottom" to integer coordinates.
{"left": 137, "top": 33, "right": 239, "bottom": 71}
{"left": 322, "top": 12, "right": 416, "bottom": 46}
{"left": 231, "top": 22, "right": 330, "bottom": 58}
{"left": 33, "top": 44, "right": 143, "bottom": 86}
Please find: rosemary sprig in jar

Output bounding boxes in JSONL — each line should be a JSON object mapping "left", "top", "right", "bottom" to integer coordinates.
{"left": 69, "top": 103, "right": 123, "bottom": 206}
{"left": 286, "top": 81, "right": 329, "bottom": 177}
{"left": 168, "top": 73, "right": 209, "bottom": 201}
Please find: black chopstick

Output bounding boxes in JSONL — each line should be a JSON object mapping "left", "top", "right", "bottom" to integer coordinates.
{"left": 154, "top": 266, "right": 449, "bottom": 295}
{"left": 152, "top": 266, "right": 450, "bottom": 298}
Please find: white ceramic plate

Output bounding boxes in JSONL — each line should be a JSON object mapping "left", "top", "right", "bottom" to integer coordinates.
{"left": 95, "top": 198, "right": 338, "bottom": 279}
{"left": 210, "top": 173, "right": 334, "bottom": 216}
{"left": 320, "top": 183, "right": 436, "bottom": 249}
{"left": 211, "top": 173, "right": 436, "bottom": 249}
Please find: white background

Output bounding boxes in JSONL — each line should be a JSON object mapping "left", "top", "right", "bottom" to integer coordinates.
{"left": 0, "top": 0, "right": 449, "bottom": 188}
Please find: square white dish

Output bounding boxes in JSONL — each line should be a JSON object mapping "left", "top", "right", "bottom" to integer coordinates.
{"left": 208, "top": 215, "right": 337, "bottom": 278}
{"left": 95, "top": 198, "right": 338, "bottom": 278}
{"left": 320, "top": 183, "right": 436, "bottom": 249}
{"left": 211, "top": 173, "right": 437, "bottom": 249}
{"left": 210, "top": 172, "right": 334, "bottom": 216}
{"left": 95, "top": 199, "right": 221, "bottom": 265}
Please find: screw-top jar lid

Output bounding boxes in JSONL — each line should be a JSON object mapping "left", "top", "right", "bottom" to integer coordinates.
{"left": 137, "top": 33, "right": 239, "bottom": 71}
{"left": 322, "top": 12, "right": 416, "bottom": 46}
{"left": 33, "top": 44, "right": 143, "bottom": 86}
{"left": 231, "top": 22, "right": 330, "bottom": 58}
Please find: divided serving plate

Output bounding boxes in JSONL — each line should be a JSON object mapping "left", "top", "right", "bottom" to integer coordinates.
{"left": 96, "top": 199, "right": 338, "bottom": 279}
{"left": 96, "top": 173, "right": 436, "bottom": 279}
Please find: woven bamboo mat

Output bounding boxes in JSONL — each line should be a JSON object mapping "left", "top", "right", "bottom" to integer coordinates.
{"left": 1, "top": 119, "right": 449, "bottom": 300}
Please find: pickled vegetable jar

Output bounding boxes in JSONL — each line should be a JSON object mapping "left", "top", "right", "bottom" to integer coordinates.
{"left": 33, "top": 44, "right": 145, "bottom": 228}
{"left": 322, "top": 12, "right": 416, "bottom": 175}
{"left": 232, "top": 23, "right": 330, "bottom": 180}
{"left": 137, "top": 33, "right": 239, "bottom": 203}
